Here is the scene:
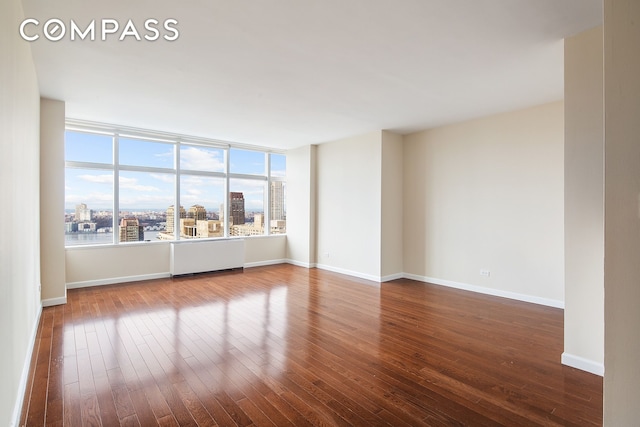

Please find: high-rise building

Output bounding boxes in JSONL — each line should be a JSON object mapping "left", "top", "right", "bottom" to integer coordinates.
{"left": 254, "top": 213, "right": 263, "bottom": 228}
{"left": 179, "top": 218, "right": 197, "bottom": 237}
{"left": 75, "top": 203, "right": 92, "bottom": 222}
{"left": 230, "top": 192, "right": 245, "bottom": 225}
{"left": 196, "top": 220, "right": 223, "bottom": 238}
{"left": 166, "top": 205, "right": 186, "bottom": 234}
{"left": 119, "top": 217, "right": 144, "bottom": 242}
{"left": 270, "top": 181, "right": 285, "bottom": 221}
{"left": 188, "top": 204, "right": 207, "bottom": 222}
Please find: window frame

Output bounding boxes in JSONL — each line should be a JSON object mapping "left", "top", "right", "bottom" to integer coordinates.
{"left": 64, "top": 121, "right": 285, "bottom": 248}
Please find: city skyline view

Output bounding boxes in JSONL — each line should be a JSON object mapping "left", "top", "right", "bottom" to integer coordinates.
{"left": 65, "top": 189, "right": 285, "bottom": 245}
{"left": 65, "top": 129, "right": 286, "bottom": 245}
{"left": 65, "top": 199, "right": 286, "bottom": 246}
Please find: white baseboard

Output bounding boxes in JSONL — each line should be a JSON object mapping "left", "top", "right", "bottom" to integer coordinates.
{"left": 316, "top": 263, "right": 381, "bottom": 283}
{"left": 381, "top": 273, "right": 404, "bottom": 282}
{"left": 403, "top": 274, "right": 565, "bottom": 309}
{"left": 64, "top": 267, "right": 564, "bottom": 310}
{"left": 42, "top": 296, "right": 67, "bottom": 307}
{"left": 286, "top": 259, "right": 316, "bottom": 268}
{"left": 11, "top": 302, "right": 42, "bottom": 427}
{"left": 561, "top": 352, "right": 604, "bottom": 376}
{"left": 66, "top": 272, "right": 171, "bottom": 289}
{"left": 244, "top": 259, "right": 287, "bottom": 268}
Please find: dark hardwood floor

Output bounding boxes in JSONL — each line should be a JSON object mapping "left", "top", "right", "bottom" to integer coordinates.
{"left": 20, "top": 264, "right": 602, "bottom": 426}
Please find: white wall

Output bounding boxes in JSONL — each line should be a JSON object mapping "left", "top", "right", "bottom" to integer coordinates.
{"left": 40, "top": 98, "right": 67, "bottom": 306}
{"left": 381, "top": 131, "right": 404, "bottom": 279}
{"left": 285, "top": 144, "right": 317, "bottom": 267}
{"left": 603, "top": 0, "right": 640, "bottom": 423}
{"left": 563, "top": 26, "right": 604, "bottom": 375}
{"left": 245, "top": 235, "right": 287, "bottom": 266}
{"left": 316, "top": 131, "right": 383, "bottom": 281}
{"left": 66, "top": 243, "right": 171, "bottom": 286}
{"left": 66, "top": 235, "right": 287, "bottom": 286}
{"left": 0, "top": 0, "right": 42, "bottom": 425}
{"left": 403, "top": 102, "right": 565, "bottom": 306}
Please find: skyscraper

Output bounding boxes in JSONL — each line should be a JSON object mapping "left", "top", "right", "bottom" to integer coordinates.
{"left": 188, "top": 204, "right": 207, "bottom": 222}
{"left": 254, "top": 213, "right": 263, "bottom": 228}
{"left": 230, "top": 192, "right": 245, "bottom": 225}
{"left": 119, "top": 217, "right": 144, "bottom": 242}
{"left": 270, "top": 181, "right": 285, "bottom": 221}
{"left": 166, "top": 205, "right": 186, "bottom": 235}
{"left": 75, "top": 203, "right": 92, "bottom": 222}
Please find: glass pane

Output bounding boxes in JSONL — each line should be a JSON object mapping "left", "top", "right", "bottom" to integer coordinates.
{"left": 229, "top": 178, "right": 265, "bottom": 236}
{"left": 174, "top": 175, "right": 225, "bottom": 239}
{"left": 119, "top": 137, "right": 174, "bottom": 168}
{"left": 270, "top": 153, "right": 286, "bottom": 178}
{"left": 180, "top": 144, "right": 225, "bottom": 172}
{"left": 118, "top": 171, "right": 175, "bottom": 242}
{"left": 65, "top": 168, "right": 114, "bottom": 246}
{"left": 269, "top": 181, "right": 286, "bottom": 234}
{"left": 65, "top": 131, "right": 113, "bottom": 164}
{"left": 230, "top": 148, "right": 265, "bottom": 175}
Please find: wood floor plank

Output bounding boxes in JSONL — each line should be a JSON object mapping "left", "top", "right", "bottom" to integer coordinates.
{"left": 63, "top": 382, "right": 82, "bottom": 427}
{"left": 112, "top": 385, "right": 136, "bottom": 420}
{"left": 120, "top": 413, "right": 142, "bottom": 427}
{"left": 20, "top": 264, "right": 603, "bottom": 426}
{"left": 93, "top": 374, "right": 120, "bottom": 426}
{"left": 236, "top": 397, "right": 277, "bottom": 427}
{"left": 177, "top": 361, "right": 239, "bottom": 426}
{"left": 128, "top": 387, "right": 159, "bottom": 427}
{"left": 80, "top": 393, "right": 102, "bottom": 427}
{"left": 155, "top": 381, "right": 199, "bottom": 427}
{"left": 172, "top": 380, "right": 218, "bottom": 427}
{"left": 26, "top": 309, "right": 53, "bottom": 427}
{"left": 20, "top": 313, "right": 45, "bottom": 426}
{"left": 202, "top": 353, "right": 296, "bottom": 427}
{"left": 142, "top": 382, "right": 173, "bottom": 421}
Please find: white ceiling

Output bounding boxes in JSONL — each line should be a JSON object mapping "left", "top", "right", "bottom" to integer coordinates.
{"left": 22, "top": 0, "right": 601, "bottom": 150}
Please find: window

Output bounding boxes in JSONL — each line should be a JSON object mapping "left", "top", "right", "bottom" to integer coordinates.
{"left": 119, "top": 137, "right": 174, "bottom": 169}
{"left": 270, "top": 153, "right": 286, "bottom": 178}
{"left": 180, "top": 144, "right": 224, "bottom": 173}
{"left": 178, "top": 175, "right": 225, "bottom": 239}
{"left": 64, "top": 125, "right": 286, "bottom": 247}
{"left": 65, "top": 168, "right": 113, "bottom": 246}
{"left": 229, "top": 178, "right": 265, "bottom": 236}
{"left": 118, "top": 171, "right": 175, "bottom": 242}
{"left": 230, "top": 148, "right": 265, "bottom": 175}
{"left": 65, "top": 131, "right": 112, "bottom": 163}
{"left": 269, "top": 153, "right": 286, "bottom": 234}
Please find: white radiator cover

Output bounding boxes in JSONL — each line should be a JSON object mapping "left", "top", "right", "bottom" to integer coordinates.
{"left": 170, "top": 239, "right": 245, "bottom": 276}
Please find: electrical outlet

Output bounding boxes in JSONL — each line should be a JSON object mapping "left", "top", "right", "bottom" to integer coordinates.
{"left": 324, "top": 252, "right": 330, "bottom": 258}
{"left": 480, "top": 269, "right": 491, "bottom": 277}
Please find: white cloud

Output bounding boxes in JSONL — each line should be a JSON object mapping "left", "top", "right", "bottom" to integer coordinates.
{"left": 150, "top": 173, "right": 174, "bottom": 184}
{"left": 79, "top": 174, "right": 113, "bottom": 184}
{"left": 119, "top": 193, "right": 173, "bottom": 207}
{"left": 120, "top": 176, "right": 160, "bottom": 192}
{"left": 182, "top": 175, "right": 205, "bottom": 186}
{"left": 154, "top": 150, "right": 174, "bottom": 158}
{"left": 65, "top": 191, "right": 113, "bottom": 209}
{"left": 181, "top": 146, "right": 224, "bottom": 171}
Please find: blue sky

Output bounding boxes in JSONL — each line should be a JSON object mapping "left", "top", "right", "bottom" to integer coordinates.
{"left": 65, "top": 131, "right": 285, "bottom": 212}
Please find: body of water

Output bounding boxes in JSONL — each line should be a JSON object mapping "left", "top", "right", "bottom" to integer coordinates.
{"left": 65, "top": 231, "right": 161, "bottom": 246}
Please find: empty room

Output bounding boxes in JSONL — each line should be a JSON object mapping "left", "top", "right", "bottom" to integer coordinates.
{"left": 3, "top": 0, "right": 639, "bottom": 426}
